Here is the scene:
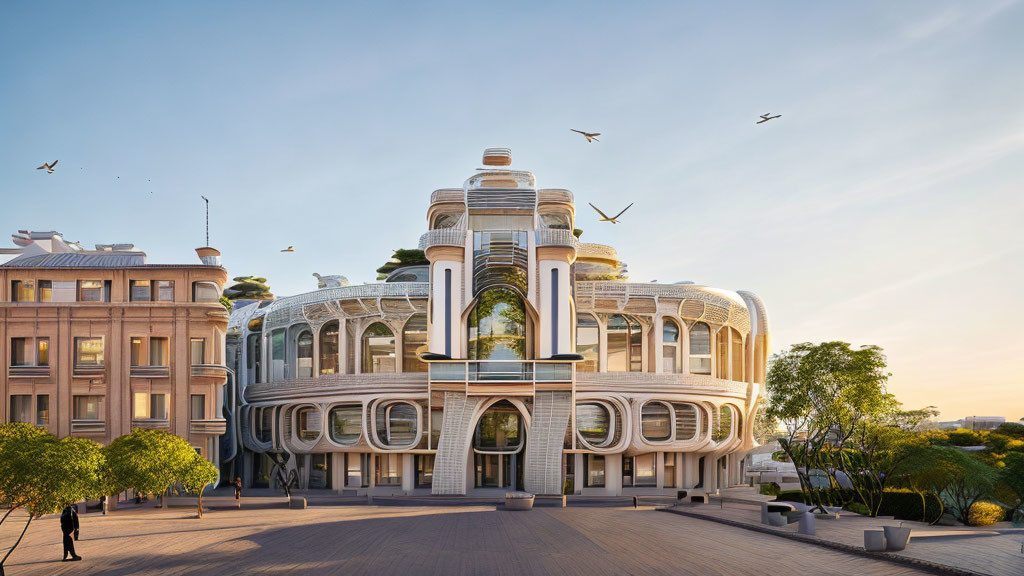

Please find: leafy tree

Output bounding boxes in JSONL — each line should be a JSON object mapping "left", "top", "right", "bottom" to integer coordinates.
{"left": 764, "top": 342, "right": 892, "bottom": 512}
{"left": 376, "top": 249, "right": 428, "bottom": 280}
{"left": 995, "top": 452, "right": 1024, "bottom": 521}
{"left": 0, "top": 424, "right": 104, "bottom": 576}
{"left": 938, "top": 448, "right": 998, "bottom": 525}
{"left": 103, "top": 429, "right": 204, "bottom": 509}
{"left": 223, "top": 275, "right": 273, "bottom": 301}
{"left": 179, "top": 453, "right": 219, "bottom": 519}
{"left": 572, "top": 228, "right": 583, "bottom": 239}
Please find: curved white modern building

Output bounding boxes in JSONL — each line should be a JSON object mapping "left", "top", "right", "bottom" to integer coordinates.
{"left": 225, "top": 148, "right": 770, "bottom": 499}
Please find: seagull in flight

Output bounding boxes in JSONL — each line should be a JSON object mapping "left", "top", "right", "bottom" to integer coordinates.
{"left": 281, "top": 246, "right": 295, "bottom": 253}
{"left": 36, "top": 160, "right": 58, "bottom": 173}
{"left": 589, "top": 202, "right": 633, "bottom": 224}
{"left": 756, "top": 113, "right": 781, "bottom": 124}
{"left": 571, "top": 129, "right": 601, "bottom": 143}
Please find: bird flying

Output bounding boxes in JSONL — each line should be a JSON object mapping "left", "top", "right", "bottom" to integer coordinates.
{"left": 589, "top": 202, "right": 633, "bottom": 224}
{"left": 36, "top": 160, "right": 58, "bottom": 173}
{"left": 570, "top": 129, "right": 600, "bottom": 143}
{"left": 756, "top": 113, "right": 781, "bottom": 124}
{"left": 281, "top": 246, "right": 295, "bottom": 252}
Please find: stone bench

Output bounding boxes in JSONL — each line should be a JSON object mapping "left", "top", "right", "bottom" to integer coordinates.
{"left": 504, "top": 492, "right": 534, "bottom": 511}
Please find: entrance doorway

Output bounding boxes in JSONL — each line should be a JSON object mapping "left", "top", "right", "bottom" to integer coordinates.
{"left": 472, "top": 400, "right": 526, "bottom": 491}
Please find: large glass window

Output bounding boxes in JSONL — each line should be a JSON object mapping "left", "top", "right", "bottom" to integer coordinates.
{"left": 576, "top": 402, "right": 612, "bottom": 447}
{"left": 378, "top": 402, "right": 417, "bottom": 446}
{"left": 713, "top": 405, "right": 735, "bottom": 442}
{"left": 190, "top": 394, "right": 206, "bottom": 420}
{"left": 255, "top": 406, "right": 274, "bottom": 443}
{"left": 37, "top": 280, "right": 52, "bottom": 302}
{"left": 297, "top": 406, "right": 320, "bottom": 440}
{"left": 540, "top": 212, "right": 572, "bottom": 230}
{"left": 474, "top": 400, "right": 523, "bottom": 452}
{"left": 155, "top": 281, "right": 174, "bottom": 302}
{"left": 9, "top": 395, "right": 32, "bottom": 423}
{"left": 77, "top": 280, "right": 108, "bottom": 302}
{"left": 130, "top": 280, "right": 152, "bottom": 301}
{"left": 375, "top": 453, "right": 402, "bottom": 486}
{"left": 75, "top": 337, "right": 104, "bottom": 367}
{"left": 192, "top": 281, "right": 220, "bottom": 303}
{"left": 296, "top": 331, "right": 313, "bottom": 378}
{"left": 402, "top": 314, "right": 428, "bottom": 372}
{"left": 190, "top": 337, "right": 206, "bottom": 365}
{"left": 731, "top": 329, "right": 744, "bottom": 382}
{"left": 11, "top": 280, "right": 34, "bottom": 302}
{"left": 689, "top": 322, "right": 711, "bottom": 375}
{"left": 361, "top": 323, "right": 396, "bottom": 373}
{"left": 270, "top": 329, "right": 286, "bottom": 380}
{"left": 432, "top": 213, "right": 461, "bottom": 229}
{"left": 606, "top": 314, "right": 642, "bottom": 372}
{"left": 576, "top": 313, "right": 599, "bottom": 372}
{"left": 73, "top": 395, "right": 104, "bottom": 420}
{"left": 641, "top": 402, "right": 671, "bottom": 442}
{"left": 149, "top": 337, "right": 169, "bottom": 366}
{"left": 133, "top": 392, "right": 168, "bottom": 420}
{"left": 673, "top": 403, "right": 698, "bottom": 441}
{"left": 10, "top": 338, "right": 30, "bottom": 366}
{"left": 585, "top": 454, "right": 605, "bottom": 488}
{"left": 415, "top": 455, "right": 434, "bottom": 487}
{"left": 467, "top": 289, "right": 526, "bottom": 361}
{"left": 329, "top": 405, "right": 361, "bottom": 445}
{"left": 36, "top": 395, "right": 49, "bottom": 426}
{"left": 319, "top": 321, "right": 339, "bottom": 375}
{"left": 662, "top": 319, "right": 680, "bottom": 373}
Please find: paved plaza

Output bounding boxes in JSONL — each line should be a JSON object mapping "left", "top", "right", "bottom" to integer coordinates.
{"left": 3, "top": 503, "right": 936, "bottom": 576}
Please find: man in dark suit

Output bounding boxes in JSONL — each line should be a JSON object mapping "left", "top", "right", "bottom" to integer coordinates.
{"left": 60, "top": 504, "right": 82, "bottom": 562}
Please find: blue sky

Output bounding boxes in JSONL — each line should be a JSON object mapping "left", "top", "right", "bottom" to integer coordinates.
{"left": 2, "top": 1, "right": 1022, "bottom": 421}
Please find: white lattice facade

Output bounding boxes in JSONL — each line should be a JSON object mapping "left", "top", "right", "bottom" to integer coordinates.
{"left": 226, "top": 149, "right": 770, "bottom": 498}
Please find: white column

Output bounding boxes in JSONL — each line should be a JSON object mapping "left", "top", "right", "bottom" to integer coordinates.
{"left": 538, "top": 260, "right": 571, "bottom": 358}
{"left": 653, "top": 316, "right": 664, "bottom": 374}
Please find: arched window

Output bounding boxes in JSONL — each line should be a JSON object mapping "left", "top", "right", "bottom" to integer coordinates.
{"left": 468, "top": 288, "right": 526, "bottom": 361}
{"left": 641, "top": 402, "right": 671, "bottom": 442}
{"left": 662, "top": 319, "right": 680, "bottom": 373}
{"left": 689, "top": 322, "right": 711, "bottom": 375}
{"left": 319, "top": 321, "right": 339, "bottom": 375}
{"left": 296, "top": 330, "right": 313, "bottom": 378}
{"left": 576, "top": 313, "right": 599, "bottom": 372}
{"left": 402, "top": 314, "right": 428, "bottom": 372}
{"left": 606, "top": 314, "right": 641, "bottom": 372}
{"left": 474, "top": 400, "right": 523, "bottom": 452}
{"left": 361, "top": 322, "right": 396, "bottom": 373}
{"left": 713, "top": 405, "right": 734, "bottom": 442}
{"left": 576, "top": 402, "right": 612, "bottom": 447}
{"left": 731, "top": 328, "right": 744, "bottom": 382}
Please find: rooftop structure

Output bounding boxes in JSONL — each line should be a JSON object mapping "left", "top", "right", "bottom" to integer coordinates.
{"left": 225, "top": 149, "right": 770, "bottom": 498}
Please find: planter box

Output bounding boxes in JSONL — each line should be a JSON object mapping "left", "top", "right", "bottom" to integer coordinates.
{"left": 883, "top": 526, "right": 912, "bottom": 551}
{"left": 864, "top": 529, "right": 885, "bottom": 552}
{"left": 288, "top": 496, "right": 307, "bottom": 510}
{"left": 505, "top": 492, "right": 534, "bottom": 511}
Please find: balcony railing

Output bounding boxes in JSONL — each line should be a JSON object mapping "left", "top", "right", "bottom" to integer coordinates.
{"left": 190, "top": 418, "right": 227, "bottom": 436}
{"left": 429, "top": 360, "right": 574, "bottom": 395}
{"left": 418, "top": 228, "right": 467, "bottom": 250}
{"left": 73, "top": 365, "right": 105, "bottom": 378}
{"left": 535, "top": 229, "right": 580, "bottom": 251}
{"left": 71, "top": 419, "right": 106, "bottom": 435}
{"left": 132, "top": 418, "right": 170, "bottom": 430}
{"left": 8, "top": 365, "right": 50, "bottom": 378}
{"left": 430, "top": 189, "right": 465, "bottom": 204}
{"left": 130, "top": 365, "right": 170, "bottom": 378}
{"left": 191, "top": 364, "right": 228, "bottom": 379}
{"left": 537, "top": 189, "right": 574, "bottom": 204}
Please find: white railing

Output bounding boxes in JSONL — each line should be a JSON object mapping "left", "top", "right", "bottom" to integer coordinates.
{"left": 535, "top": 229, "right": 580, "bottom": 251}
{"left": 418, "top": 228, "right": 467, "bottom": 250}
{"left": 430, "top": 189, "right": 465, "bottom": 204}
{"left": 537, "top": 189, "right": 574, "bottom": 204}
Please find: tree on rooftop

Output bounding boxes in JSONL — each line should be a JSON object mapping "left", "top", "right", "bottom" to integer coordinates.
{"left": 376, "top": 249, "right": 428, "bottom": 280}
{"left": 223, "top": 276, "right": 273, "bottom": 301}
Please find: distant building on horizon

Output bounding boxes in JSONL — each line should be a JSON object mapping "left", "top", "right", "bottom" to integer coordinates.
{"left": 1, "top": 230, "right": 230, "bottom": 471}
{"left": 963, "top": 416, "right": 1005, "bottom": 431}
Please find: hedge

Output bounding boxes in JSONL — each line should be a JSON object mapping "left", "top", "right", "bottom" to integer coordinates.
{"left": 776, "top": 489, "right": 942, "bottom": 523}
{"left": 967, "top": 502, "right": 1005, "bottom": 526}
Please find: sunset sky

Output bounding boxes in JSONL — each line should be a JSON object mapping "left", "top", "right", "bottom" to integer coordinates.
{"left": 1, "top": 1, "right": 1021, "bottom": 421}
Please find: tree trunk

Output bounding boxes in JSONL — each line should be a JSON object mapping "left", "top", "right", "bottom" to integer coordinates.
{"left": 0, "top": 507, "right": 15, "bottom": 527}
{"left": 0, "top": 514, "right": 33, "bottom": 574}
{"left": 196, "top": 483, "right": 209, "bottom": 519}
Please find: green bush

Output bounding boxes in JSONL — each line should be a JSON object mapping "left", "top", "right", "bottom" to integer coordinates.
{"left": 759, "top": 482, "right": 781, "bottom": 496}
{"left": 778, "top": 489, "right": 942, "bottom": 523}
{"left": 967, "top": 502, "right": 1005, "bottom": 526}
{"left": 845, "top": 502, "right": 869, "bottom": 515}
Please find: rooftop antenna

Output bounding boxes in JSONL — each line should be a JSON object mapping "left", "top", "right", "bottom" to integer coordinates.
{"left": 200, "top": 196, "right": 209, "bottom": 246}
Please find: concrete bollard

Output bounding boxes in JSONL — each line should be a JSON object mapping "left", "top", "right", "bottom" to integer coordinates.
{"left": 798, "top": 511, "right": 815, "bottom": 535}
{"left": 288, "top": 496, "right": 307, "bottom": 510}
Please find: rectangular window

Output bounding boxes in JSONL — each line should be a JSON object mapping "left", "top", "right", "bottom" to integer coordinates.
{"left": 622, "top": 456, "right": 634, "bottom": 487}
{"left": 151, "top": 393, "right": 167, "bottom": 420}
{"left": 77, "top": 280, "right": 104, "bottom": 302}
{"left": 75, "top": 337, "right": 104, "bottom": 367}
{"left": 11, "top": 280, "right": 34, "bottom": 302}
{"left": 133, "top": 392, "right": 150, "bottom": 419}
{"left": 130, "top": 337, "right": 143, "bottom": 366}
{"left": 129, "top": 280, "right": 152, "bottom": 302}
{"left": 149, "top": 337, "right": 169, "bottom": 366}
{"left": 36, "top": 394, "right": 49, "bottom": 426}
{"left": 190, "top": 338, "right": 206, "bottom": 365}
{"left": 36, "top": 338, "right": 49, "bottom": 366}
{"left": 10, "top": 395, "right": 32, "bottom": 423}
{"left": 690, "top": 357, "right": 712, "bottom": 375}
{"left": 635, "top": 453, "right": 657, "bottom": 487}
{"left": 10, "top": 338, "right": 30, "bottom": 366}
{"left": 155, "top": 281, "right": 174, "bottom": 302}
{"left": 190, "top": 394, "right": 206, "bottom": 420}
{"left": 37, "top": 280, "right": 52, "bottom": 302}
{"left": 415, "top": 454, "right": 434, "bottom": 488}
{"left": 192, "top": 282, "right": 220, "bottom": 303}
{"left": 585, "top": 454, "right": 606, "bottom": 488}
{"left": 73, "top": 395, "right": 104, "bottom": 420}
{"left": 347, "top": 453, "right": 370, "bottom": 488}
{"left": 375, "top": 453, "right": 402, "bottom": 486}
{"left": 664, "top": 453, "right": 676, "bottom": 488}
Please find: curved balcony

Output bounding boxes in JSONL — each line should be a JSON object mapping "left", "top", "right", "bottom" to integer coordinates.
{"left": 430, "top": 188, "right": 465, "bottom": 205}
{"left": 245, "top": 372, "right": 428, "bottom": 403}
{"left": 130, "top": 365, "right": 170, "bottom": 378}
{"left": 190, "top": 418, "right": 228, "bottom": 436}
{"left": 575, "top": 371, "right": 749, "bottom": 396}
{"left": 535, "top": 229, "right": 580, "bottom": 251}
{"left": 537, "top": 189, "right": 574, "bottom": 204}
{"left": 418, "top": 228, "right": 466, "bottom": 251}
{"left": 132, "top": 418, "right": 170, "bottom": 431}
{"left": 191, "top": 364, "right": 228, "bottom": 379}
{"left": 8, "top": 365, "right": 49, "bottom": 378}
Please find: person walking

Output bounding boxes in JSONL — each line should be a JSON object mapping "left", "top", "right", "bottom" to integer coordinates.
{"left": 60, "top": 504, "right": 81, "bottom": 562}
{"left": 232, "top": 477, "right": 243, "bottom": 509}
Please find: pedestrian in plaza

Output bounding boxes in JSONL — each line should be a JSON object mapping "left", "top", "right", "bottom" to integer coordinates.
{"left": 60, "top": 504, "right": 82, "bottom": 562}
{"left": 233, "top": 477, "right": 243, "bottom": 508}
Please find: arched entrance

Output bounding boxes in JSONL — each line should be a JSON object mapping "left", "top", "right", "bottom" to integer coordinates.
{"left": 472, "top": 399, "right": 526, "bottom": 491}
